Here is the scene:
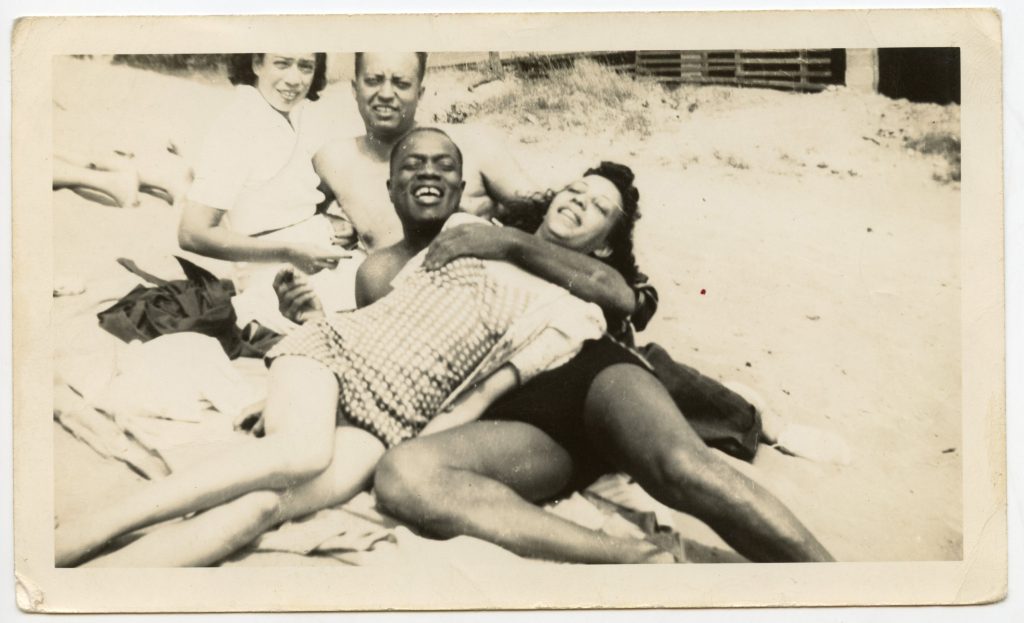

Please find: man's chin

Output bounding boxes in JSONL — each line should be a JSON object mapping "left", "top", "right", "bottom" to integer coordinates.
{"left": 368, "top": 118, "right": 406, "bottom": 137}
{"left": 407, "top": 217, "right": 448, "bottom": 238}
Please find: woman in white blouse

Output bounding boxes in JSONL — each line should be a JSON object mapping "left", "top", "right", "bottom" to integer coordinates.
{"left": 178, "top": 53, "right": 355, "bottom": 329}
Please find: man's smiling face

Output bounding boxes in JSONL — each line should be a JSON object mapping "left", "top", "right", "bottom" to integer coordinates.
{"left": 388, "top": 129, "right": 465, "bottom": 230}
{"left": 353, "top": 52, "right": 424, "bottom": 140}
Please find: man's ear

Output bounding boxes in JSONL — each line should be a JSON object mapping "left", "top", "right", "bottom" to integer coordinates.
{"left": 351, "top": 79, "right": 358, "bottom": 98}
{"left": 593, "top": 245, "right": 612, "bottom": 259}
{"left": 251, "top": 55, "right": 262, "bottom": 74}
{"left": 418, "top": 83, "right": 426, "bottom": 100}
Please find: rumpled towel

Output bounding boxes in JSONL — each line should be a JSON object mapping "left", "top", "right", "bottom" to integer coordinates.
{"left": 90, "top": 333, "right": 264, "bottom": 424}
{"left": 57, "top": 332, "right": 266, "bottom": 474}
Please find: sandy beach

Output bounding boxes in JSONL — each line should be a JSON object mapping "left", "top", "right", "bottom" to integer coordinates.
{"left": 51, "top": 55, "right": 962, "bottom": 563}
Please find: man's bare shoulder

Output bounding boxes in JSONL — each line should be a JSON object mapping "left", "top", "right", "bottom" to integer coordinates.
{"left": 314, "top": 136, "right": 362, "bottom": 174}
{"left": 355, "top": 243, "right": 413, "bottom": 305}
{"left": 440, "top": 123, "right": 507, "bottom": 153}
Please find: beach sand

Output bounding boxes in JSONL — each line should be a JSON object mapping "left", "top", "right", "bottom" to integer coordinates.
{"left": 50, "top": 56, "right": 962, "bottom": 563}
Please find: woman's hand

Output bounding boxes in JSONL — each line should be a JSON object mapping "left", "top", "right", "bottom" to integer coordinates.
{"left": 274, "top": 267, "right": 326, "bottom": 324}
{"left": 423, "top": 224, "right": 523, "bottom": 271}
{"left": 325, "top": 213, "right": 359, "bottom": 249}
{"left": 287, "top": 243, "right": 349, "bottom": 274}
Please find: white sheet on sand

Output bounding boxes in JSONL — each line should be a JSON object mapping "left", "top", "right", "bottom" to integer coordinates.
{"left": 57, "top": 333, "right": 267, "bottom": 472}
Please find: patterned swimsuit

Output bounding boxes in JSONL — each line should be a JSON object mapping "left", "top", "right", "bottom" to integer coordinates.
{"left": 267, "top": 257, "right": 535, "bottom": 447}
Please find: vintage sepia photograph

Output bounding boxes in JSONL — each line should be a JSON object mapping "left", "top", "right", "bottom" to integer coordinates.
{"left": 11, "top": 10, "right": 1005, "bottom": 612}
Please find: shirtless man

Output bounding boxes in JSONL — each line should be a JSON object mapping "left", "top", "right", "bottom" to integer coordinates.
{"left": 314, "top": 52, "right": 544, "bottom": 251}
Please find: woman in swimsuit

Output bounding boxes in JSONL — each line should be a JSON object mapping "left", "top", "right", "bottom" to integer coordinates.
{"left": 373, "top": 162, "right": 835, "bottom": 564}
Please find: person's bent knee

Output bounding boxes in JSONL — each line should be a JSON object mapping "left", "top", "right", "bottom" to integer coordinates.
{"left": 268, "top": 435, "right": 334, "bottom": 486}
{"left": 237, "top": 490, "right": 283, "bottom": 527}
{"left": 374, "top": 445, "right": 437, "bottom": 520}
{"left": 650, "top": 445, "right": 723, "bottom": 495}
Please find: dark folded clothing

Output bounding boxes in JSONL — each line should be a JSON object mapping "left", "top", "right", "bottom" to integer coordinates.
{"left": 97, "top": 256, "right": 282, "bottom": 359}
{"left": 640, "top": 342, "right": 762, "bottom": 461}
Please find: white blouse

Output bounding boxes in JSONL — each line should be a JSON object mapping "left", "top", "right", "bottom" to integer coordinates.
{"left": 187, "top": 85, "right": 325, "bottom": 236}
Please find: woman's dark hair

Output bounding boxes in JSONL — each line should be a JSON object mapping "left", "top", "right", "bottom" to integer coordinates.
{"left": 227, "top": 53, "right": 329, "bottom": 101}
{"left": 585, "top": 161, "right": 641, "bottom": 285}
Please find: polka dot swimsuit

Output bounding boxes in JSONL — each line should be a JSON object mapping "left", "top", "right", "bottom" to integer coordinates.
{"left": 267, "top": 257, "right": 534, "bottom": 447}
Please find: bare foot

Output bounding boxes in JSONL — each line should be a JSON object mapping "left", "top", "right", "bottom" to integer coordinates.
{"left": 774, "top": 424, "right": 853, "bottom": 465}
{"left": 722, "top": 380, "right": 852, "bottom": 464}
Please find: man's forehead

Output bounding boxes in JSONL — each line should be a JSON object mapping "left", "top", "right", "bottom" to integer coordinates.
{"left": 360, "top": 52, "right": 421, "bottom": 76}
{"left": 265, "top": 52, "right": 316, "bottom": 61}
{"left": 398, "top": 133, "right": 459, "bottom": 158}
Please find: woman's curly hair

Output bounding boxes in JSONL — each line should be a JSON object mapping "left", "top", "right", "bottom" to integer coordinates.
{"left": 227, "top": 53, "right": 328, "bottom": 101}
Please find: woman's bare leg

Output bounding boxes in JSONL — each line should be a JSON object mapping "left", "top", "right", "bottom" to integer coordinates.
{"left": 53, "top": 159, "right": 139, "bottom": 208}
{"left": 375, "top": 421, "right": 667, "bottom": 564}
{"left": 55, "top": 357, "right": 341, "bottom": 567}
{"left": 583, "top": 364, "right": 835, "bottom": 562}
{"left": 83, "top": 427, "right": 386, "bottom": 567}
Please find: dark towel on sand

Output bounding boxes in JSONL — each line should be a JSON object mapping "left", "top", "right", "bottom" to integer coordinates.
{"left": 640, "top": 342, "right": 762, "bottom": 461}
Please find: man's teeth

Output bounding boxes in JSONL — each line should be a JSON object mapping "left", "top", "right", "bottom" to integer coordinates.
{"left": 414, "top": 187, "right": 442, "bottom": 198}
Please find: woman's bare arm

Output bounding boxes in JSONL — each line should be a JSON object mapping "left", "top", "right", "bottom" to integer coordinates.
{"left": 178, "top": 199, "right": 347, "bottom": 273}
{"left": 423, "top": 224, "right": 636, "bottom": 319}
{"left": 420, "top": 365, "right": 519, "bottom": 437}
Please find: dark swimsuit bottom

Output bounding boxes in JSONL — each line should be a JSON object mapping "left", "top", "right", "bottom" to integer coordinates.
{"left": 482, "top": 334, "right": 764, "bottom": 494}
{"left": 482, "top": 335, "right": 645, "bottom": 492}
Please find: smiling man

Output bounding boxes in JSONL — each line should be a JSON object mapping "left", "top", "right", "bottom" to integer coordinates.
{"left": 350, "top": 126, "right": 466, "bottom": 307}
{"left": 313, "top": 52, "right": 544, "bottom": 252}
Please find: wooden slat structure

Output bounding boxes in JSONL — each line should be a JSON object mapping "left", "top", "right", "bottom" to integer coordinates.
{"left": 634, "top": 49, "right": 837, "bottom": 91}
{"left": 433, "top": 50, "right": 843, "bottom": 93}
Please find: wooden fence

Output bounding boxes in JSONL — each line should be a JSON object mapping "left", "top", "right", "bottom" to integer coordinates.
{"left": 437, "top": 50, "right": 842, "bottom": 93}
{"left": 635, "top": 50, "right": 837, "bottom": 91}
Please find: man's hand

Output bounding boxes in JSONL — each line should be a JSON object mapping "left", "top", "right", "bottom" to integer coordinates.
{"left": 286, "top": 243, "right": 349, "bottom": 274}
{"left": 423, "top": 224, "right": 524, "bottom": 271}
{"left": 274, "top": 267, "right": 326, "bottom": 324}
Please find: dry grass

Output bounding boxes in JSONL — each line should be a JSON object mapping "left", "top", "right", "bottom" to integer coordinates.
{"left": 905, "top": 132, "right": 961, "bottom": 183}
{"left": 459, "top": 60, "right": 663, "bottom": 138}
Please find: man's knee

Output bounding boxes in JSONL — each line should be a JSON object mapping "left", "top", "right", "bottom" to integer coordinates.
{"left": 374, "top": 445, "right": 436, "bottom": 519}
{"left": 648, "top": 445, "right": 727, "bottom": 497}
